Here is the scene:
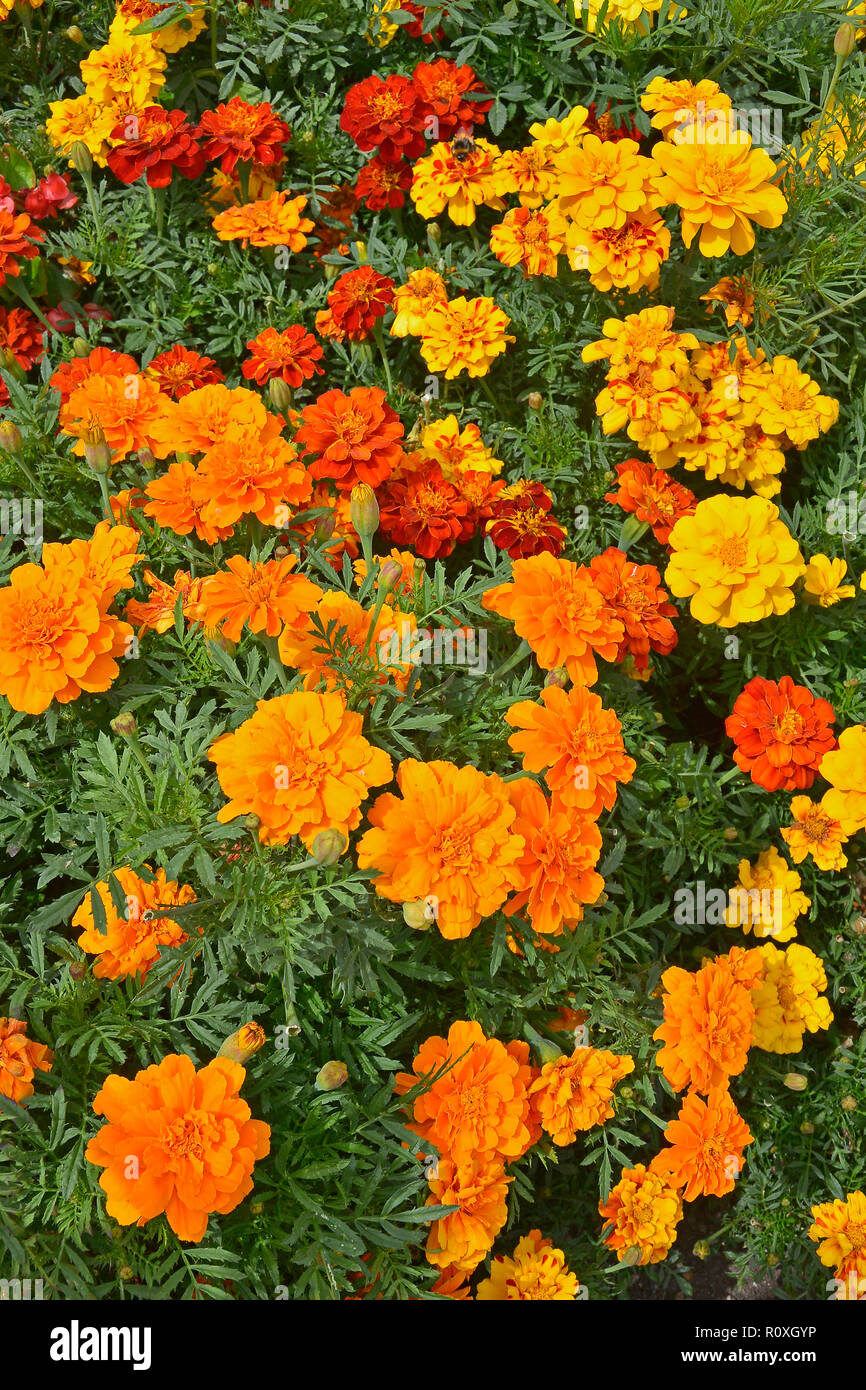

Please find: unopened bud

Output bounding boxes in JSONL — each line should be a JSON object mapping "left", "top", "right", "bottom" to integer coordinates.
{"left": 69, "top": 140, "right": 92, "bottom": 175}
{"left": 69, "top": 960, "right": 88, "bottom": 980}
{"left": 65, "top": 24, "right": 85, "bottom": 42}
{"left": 377, "top": 558, "right": 403, "bottom": 593}
{"left": 674, "top": 795, "right": 690, "bottom": 810}
{"left": 403, "top": 898, "right": 433, "bottom": 930}
{"left": 118, "top": 1265, "right": 134, "bottom": 1281}
{"left": 1, "top": 348, "right": 24, "bottom": 380}
{"left": 834, "top": 22, "right": 858, "bottom": 59}
{"left": 544, "top": 667, "right": 569, "bottom": 689}
{"left": 311, "top": 828, "right": 347, "bottom": 865}
{"left": 619, "top": 1247, "right": 641, "bottom": 1267}
{"left": 724, "top": 826, "right": 738, "bottom": 840}
{"left": 249, "top": 1200, "right": 264, "bottom": 1215}
{"left": 693, "top": 1240, "right": 711, "bottom": 1261}
{"left": 0, "top": 420, "right": 24, "bottom": 457}
{"left": 527, "top": 391, "right": 543, "bottom": 410}
{"left": 284, "top": 1002, "right": 301, "bottom": 1036}
{"left": 350, "top": 482, "right": 379, "bottom": 539}
{"left": 109, "top": 712, "right": 137, "bottom": 737}
{"left": 314, "top": 509, "right": 336, "bottom": 543}
{"left": 72, "top": 336, "right": 90, "bottom": 357}
{"left": 268, "top": 376, "right": 293, "bottom": 413}
{"left": 428, "top": 222, "right": 442, "bottom": 243}
{"left": 244, "top": 813, "right": 260, "bottom": 831}
{"left": 315, "top": 1059, "right": 348, "bottom": 1092}
{"left": 137, "top": 446, "right": 155, "bottom": 472}
{"left": 783, "top": 1073, "right": 808, "bottom": 1091}
{"left": 218, "top": 1021, "right": 266, "bottom": 1064}
{"left": 800, "top": 1121, "right": 815, "bottom": 1134}
{"left": 237, "top": 0, "right": 251, "bottom": 13}
{"left": 82, "top": 424, "right": 111, "bottom": 472}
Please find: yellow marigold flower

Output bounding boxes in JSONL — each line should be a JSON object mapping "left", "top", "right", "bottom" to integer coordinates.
{"left": 419, "top": 295, "right": 514, "bottom": 379}
{"left": 641, "top": 76, "right": 732, "bottom": 138}
{"left": 562, "top": 0, "right": 681, "bottom": 35}
{"left": 365, "top": 0, "right": 401, "bottom": 46}
{"left": 701, "top": 275, "right": 755, "bottom": 327}
{"left": 809, "top": 1191, "right": 866, "bottom": 1272}
{"left": 739, "top": 356, "right": 839, "bottom": 450}
{"left": 802, "top": 554, "right": 855, "bottom": 607}
{"left": 553, "top": 133, "right": 657, "bottom": 229}
{"left": 820, "top": 724, "right": 866, "bottom": 833}
{"left": 651, "top": 136, "right": 788, "bottom": 256}
{"left": 665, "top": 494, "right": 804, "bottom": 627}
{"left": 411, "top": 139, "right": 505, "bottom": 226}
{"left": 566, "top": 210, "right": 671, "bottom": 293}
{"left": 111, "top": 4, "right": 207, "bottom": 54}
{"left": 389, "top": 268, "right": 448, "bottom": 337}
{"left": 582, "top": 305, "right": 698, "bottom": 377}
{"left": 782, "top": 796, "right": 848, "bottom": 871}
{"left": 489, "top": 205, "right": 567, "bottom": 278}
{"left": 599, "top": 1163, "right": 684, "bottom": 1265}
{"left": 528, "top": 1046, "right": 634, "bottom": 1146}
{"left": 419, "top": 414, "right": 503, "bottom": 478}
{"left": 595, "top": 367, "right": 702, "bottom": 454}
{"left": 476, "top": 1230, "right": 581, "bottom": 1300}
{"left": 46, "top": 95, "right": 120, "bottom": 168}
{"left": 793, "top": 97, "right": 866, "bottom": 179}
{"left": 80, "top": 30, "right": 167, "bottom": 109}
{"left": 491, "top": 144, "right": 557, "bottom": 207}
{"left": 656, "top": 387, "right": 745, "bottom": 479}
{"left": 527, "top": 105, "right": 590, "bottom": 155}
{"left": 751, "top": 943, "right": 833, "bottom": 1054}
{"left": 724, "top": 846, "right": 811, "bottom": 943}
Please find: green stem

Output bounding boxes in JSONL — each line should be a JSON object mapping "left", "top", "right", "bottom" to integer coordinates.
{"left": 361, "top": 574, "right": 391, "bottom": 661}
{"left": 488, "top": 638, "right": 531, "bottom": 683}
{"left": 96, "top": 469, "right": 113, "bottom": 523}
{"left": 372, "top": 322, "right": 393, "bottom": 396}
{"left": 147, "top": 184, "right": 164, "bottom": 239}
{"left": 8, "top": 279, "right": 55, "bottom": 335}
{"left": 262, "top": 634, "right": 290, "bottom": 690}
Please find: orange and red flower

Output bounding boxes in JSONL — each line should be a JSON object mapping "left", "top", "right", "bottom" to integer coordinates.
{"left": 107, "top": 106, "right": 205, "bottom": 187}
{"left": 725, "top": 675, "right": 836, "bottom": 792}
{"left": 0, "top": 208, "right": 44, "bottom": 287}
{"left": 0, "top": 1017, "right": 53, "bottom": 1104}
{"left": 378, "top": 462, "right": 472, "bottom": 558}
{"left": 323, "top": 265, "right": 395, "bottom": 342}
{"left": 587, "top": 548, "right": 678, "bottom": 672}
{"left": 295, "top": 386, "right": 404, "bottom": 491}
{"left": 340, "top": 73, "right": 425, "bottom": 162}
{"left": 604, "top": 458, "right": 697, "bottom": 546}
{"left": 145, "top": 345, "right": 224, "bottom": 399}
{"left": 199, "top": 96, "right": 291, "bottom": 174}
{"left": 242, "top": 324, "right": 324, "bottom": 388}
{"left": 652, "top": 1088, "right": 753, "bottom": 1201}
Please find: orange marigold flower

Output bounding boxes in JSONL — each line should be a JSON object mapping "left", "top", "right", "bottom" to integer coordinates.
{"left": 355, "top": 154, "right": 413, "bottom": 212}
{"left": 781, "top": 796, "right": 849, "bottom": 872}
{"left": 605, "top": 458, "right": 697, "bottom": 545}
{"left": 587, "top": 548, "right": 678, "bottom": 671}
{"left": 194, "top": 554, "right": 323, "bottom": 643}
{"left": 125, "top": 568, "right": 207, "bottom": 636}
{"left": 353, "top": 548, "right": 419, "bottom": 597}
{"left": 0, "top": 1017, "right": 53, "bottom": 1104}
{"left": 59, "top": 371, "right": 170, "bottom": 463}
{"left": 725, "top": 675, "right": 836, "bottom": 792}
{"left": 378, "top": 462, "right": 473, "bottom": 559}
{"left": 72, "top": 865, "right": 197, "bottom": 981}
{"left": 109, "top": 487, "right": 149, "bottom": 526}
{"left": 505, "top": 684, "right": 635, "bottom": 816}
{"left": 411, "top": 139, "right": 505, "bottom": 225}
{"left": 390, "top": 267, "right": 449, "bottom": 337}
{"left": 242, "top": 324, "right": 324, "bottom": 388}
{"left": 149, "top": 382, "right": 280, "bottom": 457}
{"left": 566, "top": 209, "right": 671, "bottom": 293}
{"left": 211, "top": 190, "right": 313, "bottom": 250}
{"left": 582, "top": 305, "right": 698, "bottom": 376}
{"left": 424, "top": 1155, "right": 511, "bottom": 1272}
{"left": 652, "top": 1088, "right": 753, "bottom": 1201}
{"left": 144, "top": 460, "right": 234, "bottom": 545}
{"left": 489, "top": 205, "right": 567, "bottom": 278}
{"left": 394, "top": 1019, "right": 534, "bottom": 1162}
{"left": 552, "top": 133, "right": 656, "bottom": 228}
{"left": 419, "top": 294, "right": 514, "bottom": 379}
{"left": 357, "top": 760, "right": 524, "bottom": 939}
{"left": 192, "top": 435, "right": 311, "bottom": 529}
{"left": 277, "top": 589, "right": 416, "bottom": 695}
{"left": 482, "top": 551, "right": 625, "bottom": 686}
{"left": 0, "top": 305, "right": 43, "bottom": 371}
{"left": 476, "top": 1229, "right": 581, "bottom": 1299}
{"left": 819, "top": 724, "right": 866, "bottom": 834}
{"left": 325, "top": 265, "right": 395, "bottom": 342}
{"left": 208, "top": 689, "right": 393, "bottom": 849}
{"left": 652, "top": 948, "right": 762, "bottom": 1095}
{"left": 340, "top": 73, "right": 425, "bottom": 163}
{"left": 0, "top": 208, "right": 45, "bottom": 286}
{"left": 599, "top": 1163, "right": 684, "bottom": 1265}
{"left": 640, "top": 76, "right": 732, "bottom": 138}
{"left": 50, "top": 345, "right": 139, "bottom": 405}
{"left": 418, "top": 413, "right": 503, "bottom": 478}
{"left": 528, "top": 1046, "right": 634, "bottom": 1145}
{"left": 85, "top": 1053, "right": 270, "bottom": 1242}
{"left": 651, "top": 136, "right": 788, "bottom": 256}
{"left": 412, "top": 58, "right": 492, "bottom": 140}
{"left": 199, "top": 96, "right": 291, "bottom": 175}
{"left": 145, "top": 344, "right": 223, "bottom": 399}
{"left": 594, "top": 365, "right": 702, "bottom": 454}
{"left": 430, "top": 1266, "right": 472, "bottom": 1299}
{"left": 504, "top": 779, "right": 604, "bottom": 936}
{"left": 295, "top": 385, "right": 405, "bottom": 491}
{"left": 701, "top": 275, "right": 755, "bottom": 328}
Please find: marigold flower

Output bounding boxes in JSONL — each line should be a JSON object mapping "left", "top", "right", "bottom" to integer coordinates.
{"left": 594, "top": 366, "right": 701, "bottom": 454}
{"left": 199, "top": 96, "right": 291, "bottom": 174}
{"left": 212, "top": 191, "right": 313, "bottom": 250}
{"left": 665, "top": 494, "right": 805, "bottom": 627}
{"left": 781, "top": 796, "right": 849, "bottom": 871}
{"left": 809, "top": 1192, "right": 866, "bottom": 1272}
{"left": 739, "top": 355, "right": 838, "bottom": 449}
{"left": 0, "top": 208, "right": 44, "bottom": 286}
{"left": 277, "top": 590, "right": 416, "bottom": 695}
{"left": 725, "top": 675, "right": 836, "bottom": 792}
{"left": 73, "top": 865, "right": 197, "bottom": 981}
{"left": 701, "top": 275, "right": 755, "bottom": 327}
{"left": 504, "top": 779, "right": 604, "bottom": 936}
{"left": 490, "top": 205, "right": 567, "bottom": 277}
{"left": 209, "top": 689, "right": 393, "bottom": 849}
{"left": 125, "top": 568, "right": 206, "bottom": 636}
{"left": 395, "top": 1019, "right": 534, "bottom": 1161}
{"left": 419, "top": 294, "right": 514, "bottom": 379}
{"left": 390, "top": 267, "right": 449, "bottom": 337}
{"left": 599, "top": 1163, "right": 683, "bottom": 1265}
{"left": 0, "top": 1017, "right": 53, "bottom": 1104}
{"left": 0, "top": 305, "right": 43, "bottom": 371}
{"left": 114, "top": 0, "right": 208, "bottom": 52}
{"left": 425, "top": 1155, "right": 511, "bottom": 1272}
{"left": 145, "top": 344, "right": 223, "bottom": 399}
{"left": 377, "top": 462, "right": 472, "bottom": 559}
{"left": 640, "top": 76, "right": 732, "bottom": 138}
{"left": 725, "top": 846, "right": 811, "bottom": 943}
{"left": 50, "top": 345, "right": 139, "bottom": 404}
{"left": 505, "top": 684, "right": 635, "bottom": 817}
{"left": 192, "top": 435, "right": 311, "bottom": 529}
{"left": 653, "top": 949, "right": 762, "bottom": 1094}
{"left": 59, "top": 371, "right": 170, "bottom": 463}
{"left": 605, "top": 458, "right": 697, "bottom": 545}
{"left": 241, "top": 324, "right": 323, "bottom": 389}
{"left": 819, "top": 724, "right": 866, "bottom": 833}
{"left": 46, "top": 95, "right": 119, "bottom": 168}
{"left": 652, "top": 1088, "right": 753, "bottom": 1201}
{"left": 476, "top": 1229, "right": 580, "bottom": 1299}
{"left": 340, "top": 73, "right": 425, "bottom": 162}
{"left": 195, "top": 554, "right": 323, "bottom": 643}
{"left": 85, "top": 1053, "right": 270, "bottom": 1242}
{"left": 492, "top": 143, "right": 557, "bottom": 207}
{"left": 144, "top": 460, "right": 234, "bottom": 545}
{"left": 412, "top": 58, "right": 492, "bottom": 140}
{"left": 149, "top": 382, "right": 278, "bottom": 457}
{"left": 325, "top": 265, "right": 395, "bottom": 342}
{"left": 483, "top": 551, "right": 625, "bottom": 686}
{"left": 582, "top": 305, "right": 698, "bottom": 377}
{"left": 80, "top": 30, "right": 166, "bottom": 108}
{"left": 295, "top": 385, "right": 404, "bottom": 491}
{"left": 107, "top": 106, "right": 205, "bottom": 187}
{"left": 567, "top": 209, "right": 671, "bottom": 292}
{"left": 651, "top": 137, "right": 788, "bottom": 256}
{"left": 553, "top": 134, "right": 656, "bottom": 228}
{"left": 486, "top": 480, "right": 567, "bottom": 559}
{"left": 358, "top": 760, "right": 524, "bottom": 939}
{"left": 411, "top": 139, "right": 505, "bottom": 225}
{"left": 355, "top": 154, "right": 413, "bottom": 211}
{"left": 751, "top": 943, "right": 833, "bottom": 1054}
{"left": 419, "top": 413, "right": 502, "bottom": 479}
{"left": 587, "top": 548, "right": 677, "bottom": 671}
{"left": 802, "top": 553, "right": 856, "bottom": 607}
{"left": 529, "top": 1046, "right": 634, "bottom": 1145}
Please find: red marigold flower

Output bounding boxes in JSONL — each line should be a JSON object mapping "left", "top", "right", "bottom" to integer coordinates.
{"left": 412, "top": 59, "right": 492, "bottom": 141}
{"left": 242, "top": 324, "right": 324, "bottom": 389}
{"left": 355, "top": 155, "right": 413, "bottom": 211}
{"left": 0, "top": 177, "right": 14, "bottom": 215}
{"left": 23, "top": 172, "right": 78, "bottom": 219}
{"left": 587, "top": 547, "right": 678, "bottom": 672}
{"left": 340, "top": 73, "right": 425, "bottom": 163}
{"left": 486, "top": 479, "right": 567, "bottom": 559}
{"left": 379, "top": 462, "right": 473, "bottom": 559}
{"left": 725, "top": 675, "right": 837, "bottom": 792}
{"left": 145, "top": 344, "right": 224, "bottom": 399}
{"left": 0, "top": 209, "right": 44, "bottom": 288}
{"left": 325, "top": 265, "right": 395, "bottom": 342}
{"left": 295, "top": 385, "right": 405, "bottom": 491}
{"left": 605, "top": 458, "right": 697, "bottom": 546}
{"left": 585, "top": 103, "right": 642, "bottom": 143}
{"left": 0, "top": 306, "right": 43, "bottom": 371}
{"left": 107, "top": 107, "right": 206, "bottom": 188}
{"left": 200, "top": 96, "right": 291, "bottom": 175}
{"left": 50, "top": 345, "right": 139, "bottom": 405}
{"left": 403, "top": 0, "right": 447, "bottom": 42}
{"left": 453, "top": 468, "right": 505, "bottom": 533}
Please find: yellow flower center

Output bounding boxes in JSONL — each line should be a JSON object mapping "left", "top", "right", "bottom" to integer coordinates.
{"left": 773, "top": 709, "right": 803, "bottom": 742}
{"left": 716, "top": 536, "right": 748, "bottom": 570}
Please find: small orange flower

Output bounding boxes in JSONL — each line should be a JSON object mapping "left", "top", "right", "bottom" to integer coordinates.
{"left": 476, "top": 1229, "right": 580, "bottom": 1299}
{"left": 701, "top": 275, "right": 755, "bottom": 328}
{"left": 125, "top": 568, "right": 207, "bottom": 636}
{"left": 242, "top": 324, "right": 324, "bottom": 388}
{"left": 195, "top": 554, "right": 323, "bottom": 643}
{"left": 211, "top": 190, "right": 313, "bottom": 249}
{"left": 489, "top": 205, "right": 567, "bottom": 277}
{"left": 0, "top": 208, "right": 44, "bottom": 287}
{"left": 73, "top": 866, "right": 197, "bottom": 981}
{"left": 504, "top": 778, "right": 604, "bottom": 936}
{"left": 199, "top": 96, "right": 291, "bottom": 174}
{"left": 505, "top": 684, "right": 636, "bottom": 817}
{"left": 781, "top": 797, "right": 848, "bottom": 872}
{"left": 0, "top": 1017, "right": 53, "bottom": 1103}
{"left": 144, "top": 460, "right": 235, "bottom": 545}
{"left": 653, "top": 948, "right": 762, "bottom": 1095}
{"left": 587, "top": 548, "right": 678, "bottom": 671}
{"left": 295, "top": 386, "right": 405, "bottom": 491}
{"left": 652, "top": 1087, "right": 753, "bottom": 1201}
{"left": 144, "top": 345, "right": 223, "bottom": 399}
{"left": 725, "top": 675, "right": 836, "bottom": 793}
{"left": 324, "top": 265, "right": 395, "bottom": 341}
{"left": 277, "top": 589, "right": 416, "bottom": 695}
{"left": 424, "top": 1155, "right": 511, "bottom": 1272}
{"left": 599, "top": 1163, "right": 683, "bottom": 1265}
{"left": 192, "top": 435, "right": 312, "bottom": 529}
{"left": 528, "top": 1046, "right": 634, "bottom": 1145}
{"left": 605, "top": 458, "right": 697, "bottom": 545}
{"left": 60, "top": 371, "right": 170, "bottom": 462}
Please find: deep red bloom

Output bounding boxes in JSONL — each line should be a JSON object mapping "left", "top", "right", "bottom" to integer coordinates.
{"left": 585, "top": 103, "right": 643, "bottom": 143}
{"left": 355, "top": 156, "right": 413, "bottom": 211}
{"left": 412, "top": 59, "right": 492, "bottom": 141}
{"left": 145, "top": 345, "right": 224, "bottom": 399}
{"left": 199, "top": 97, "right": 291, "bottom": 176}
{"left": 340, "top": 74, "right": 425, "bottom": 163}
{"left": 725, "top": 676, "right": 837, "bottom": 792}
{"left": 242, "top": 324, "right": 324, "bottom": 388}
{"left": 0, "top": 306, "right": 43, "bottom": 371}
{"left": 486, "top": 480, "right": 567, "bottom": 559}
{"left": 0, "top": 209, "right": 43, "bottom": 288}
{"left": 24, "top": 173, "right": 78, "bottom": 219}
{"left": 325, "top": 265, "right": 395, "bottom": 342}
{"left": 378, "top": 463, "right": 472, "bottom": 559}
{"left": 107, "top": 107, "right": 206, "bottom": 188}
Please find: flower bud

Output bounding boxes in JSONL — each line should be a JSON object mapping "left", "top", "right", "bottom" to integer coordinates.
{"left": 842, "top": 1094, "right": 857, "bottom": 1111}
{"left": 1, "top": 347, "right": 24, "bottom": 380}
{"left": 249, "top": 1200, "right": 264, "bottom": 1215}
{"left": 693, "top": 1239, "right": 711, "bottom": 1261}
{"left": 403, "top": 898, "right": 433, "bottom": 930}
{"left": 109, "top": 712, "right": 137, "bottom": 737}
{"left": 268, "top": 376, "right": 292, "bottom": 413}
{"left": 244, "top": 812, "right": 260, "bottom": 832}
{"left": 218, "top": 1021, "right": 266, "bottom": 1064}
{"left": 315, "top": 1060, "right": 348, "bottom": 1092}
{"left": 834, "top": 22, "right": 858, "bottom": 59}
{"left": 723, "top": 826, "right": 738, "bottom": 840}
{"left": 527, "top": 391, "right": 543, "bottom": 410}
{"left": 674, "top": 795, "right": 690, "bottom": 810}
{"left": 237, "top": 0, "right": 250, "bottom": 13}
{"left": 350, "top": 482, "right": 379, "bottom": 540}
{"left": 69, "top": 959, "right": 88, "bottom": 980}
{"left": 427, "top": 222, "right": 442, "bottom": 243}
{"left": 137, "top": 446, "right": 156, "bottom": 472}
{"left": 82, "top": 423, "right": 111, "bottom": 472}
{"left": 800, "top": 1121, "right": 815, "bottom": 1135}
{"left": 72, "top": 336, "right": 90, "bottom": 357}
{"left": 311, "top": 828, "right": 347, "bottom": 865}
{"left": 65, "top": 24, "right": 85, "bottom": 42}
{"left": 544, "top": 667, "right": 569, "bottom": 689}
{"left": 118, "top": 1266, "right": 134, "bottom": 1281}
{"left": 69, "top": 140, "right": 92, "bottom": 175}
{"left": 314, "top": 508, "right": 336, "bottom": 543}
{"left": 619, "top": 1247, "right": 641, "bottom": 1267}
{"left": 284, "top": 1002, "right": 301, "bottom": 1036}
{"left": 783, "top": 1072, "right": 808, "bottom": 1091}
{"left": 377, "top": 558, "right": 403, "bottom": 593}
{"left": 0, "top": 420, "right": 24, "bottom": 457}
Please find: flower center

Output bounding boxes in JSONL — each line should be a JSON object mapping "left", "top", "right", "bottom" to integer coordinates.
{"left": 717, "top": 536, "right": 748, "bottom": 570}
{"left": 162, "top": 1115, "right": 205, "bottom": 1159}
{"left": 773, "top": 709, "right": 803, "bottom": 742}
